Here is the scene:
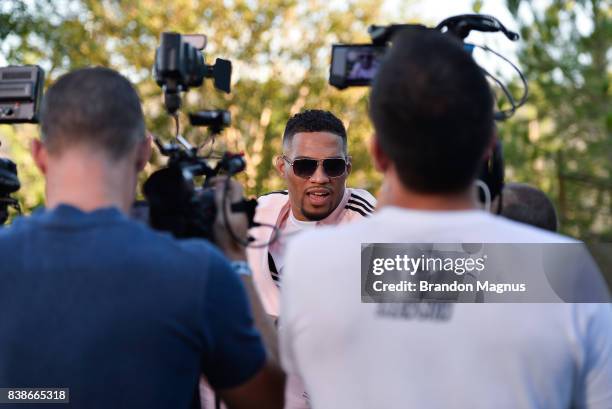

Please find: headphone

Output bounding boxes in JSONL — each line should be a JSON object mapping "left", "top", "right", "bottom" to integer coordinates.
{"left": 369, "top": 15, "right": 525, "bottom": 208}
{"left": 437, "top": 15, "right": 523, "bottom": 208}
{"left": 478, "top": 139, "right": 504, "bottom": 209}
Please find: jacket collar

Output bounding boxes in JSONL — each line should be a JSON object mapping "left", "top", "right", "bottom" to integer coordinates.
{"left": 274, "top": 188, "right": 350, "bottom": 228}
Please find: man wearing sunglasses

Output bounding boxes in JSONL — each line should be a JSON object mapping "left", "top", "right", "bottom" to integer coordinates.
{"left": 248, "top": 109, "right": 376, "bottom": 408}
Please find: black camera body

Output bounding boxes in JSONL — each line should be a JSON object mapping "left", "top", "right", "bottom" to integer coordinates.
{"left": 143, "top": 136, "right": 251, "bottom": 241}
{"left": 154, "top": 32, "right": 232, "bottom": 114}
{"left": 0, "top": 65, "right": 44, "bottom": 124}
{"left": 189, "top": 109, "right": 231, "bottom": 134}
{"left": 0, "top": 158, "right": 21, "bottom": 225}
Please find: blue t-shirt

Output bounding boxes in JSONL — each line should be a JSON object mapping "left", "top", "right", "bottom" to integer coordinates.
{"left": 0, "top": 204, "right": 266, "bottom": 409}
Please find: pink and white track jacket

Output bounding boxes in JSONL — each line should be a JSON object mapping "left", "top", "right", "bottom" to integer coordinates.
{"left": 248, "top": 187, "right": 377, "bottom": 318}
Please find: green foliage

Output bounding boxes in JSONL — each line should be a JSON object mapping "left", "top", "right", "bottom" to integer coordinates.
{"left": 1, "top": 1, "right": 609, "bottom": 240}
{"left": 0, "top": 0, "right": 386, "bottom": 213}
{"left": 502, "top": 0, "right": 611, "bottom": 240}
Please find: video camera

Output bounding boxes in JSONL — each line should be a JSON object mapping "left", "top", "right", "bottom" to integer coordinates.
{"left": 330, "top": 14, "right": 526, "bottom": 119}
{"left": 0, "top": 65, "right": 45, "bottom": 224}
{"left": 154, "top": 32, "right": 231, "bottom": 115}
{"left": 330, "top": 14, "right": 529, "bottom": 204}
{"left": 330, "top": 16, "right": 515, "bottom": 82}
{"left": 144, "top": 32, "right": 256, "bottom": 242}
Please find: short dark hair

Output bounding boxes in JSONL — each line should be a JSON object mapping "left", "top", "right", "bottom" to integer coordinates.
{"left": 369, "top": 28, "right": 494, "bottom": 193}
{"left": 40, "top": 67, "right": 145, "bottom": 159}
{"left": 283, "top": 109, "right": 347, "bottom": 151}
{"left": 501, "top": 183, "right": 558, "bottom": 232}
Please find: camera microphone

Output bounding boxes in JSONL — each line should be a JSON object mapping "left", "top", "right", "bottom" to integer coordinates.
{"left": 189, "top": 110, "right": 231, "bottom": 133}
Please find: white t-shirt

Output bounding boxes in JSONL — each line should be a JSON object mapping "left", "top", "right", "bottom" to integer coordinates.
{"left": 280, "top": 206, "right": 612, "bottom": 409}
{"left": 269, "top": 211, "right": 317, "bottom": 279}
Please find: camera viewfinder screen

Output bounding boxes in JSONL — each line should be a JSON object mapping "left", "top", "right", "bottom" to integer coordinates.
{"left": 330, "top": 44, "right": 386, "bottom": 88}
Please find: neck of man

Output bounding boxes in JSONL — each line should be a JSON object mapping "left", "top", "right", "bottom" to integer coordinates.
{"left": 377, "top": 167, "right": 478, "bottom": 212}
{"left": 44, "top": 149, "right": 137, "bottom": 214}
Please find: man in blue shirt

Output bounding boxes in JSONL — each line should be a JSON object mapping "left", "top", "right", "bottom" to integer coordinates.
{"left": 0, "top": 67, "right": 283, "bottom": 409}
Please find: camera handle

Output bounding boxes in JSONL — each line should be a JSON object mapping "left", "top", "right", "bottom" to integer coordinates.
{"left": 435, "top": 14, "right": 519, "bottom": 41}
{"left": 368, "top": 14, "right": 519, "bottom": 45}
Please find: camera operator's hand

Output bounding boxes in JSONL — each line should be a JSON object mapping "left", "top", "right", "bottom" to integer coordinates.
{"left": 212, "top": 176, "right": 284, "bottom": 395}
{"left": 212, "top": 177, "right": 249, "bottom": 261}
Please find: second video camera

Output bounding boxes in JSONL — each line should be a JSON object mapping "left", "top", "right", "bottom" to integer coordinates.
{"left": 154, "top": 32, "right": 232, "bottom": 115}
{"left": 144, "top": 32, "right": 256, "bottom": 243}
{"left": 329, "top": 14, "right": 520, "bottom": 90}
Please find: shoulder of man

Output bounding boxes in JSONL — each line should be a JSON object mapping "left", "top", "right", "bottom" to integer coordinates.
{"left": 257, "top": 189, "right": 289, "bottom": 205}
{"left": 1, "top": 211, "right": 228, "bottom": 287}
{"left": 484, "top": 215, "right": 578, "bottom": 244}
{"left": 344, "top": 187, "right": 377, "bottom": 219}
{"left": 110, "top": 218, "right": 230, "bottom": 276}
{"left": 253, "top": 190, "right": 290, "bottom": 223}
{"left": 99, "top": 215, "right": 233, "bottom": 280}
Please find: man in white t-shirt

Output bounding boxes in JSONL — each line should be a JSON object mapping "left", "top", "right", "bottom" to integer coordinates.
{"left": 280, "top": 28, "right": 612, "bottom": 409}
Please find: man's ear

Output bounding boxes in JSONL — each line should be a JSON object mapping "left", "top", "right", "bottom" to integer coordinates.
{"left": 31, "top": 138, "right": 48, "bottom": 175}
{"left": 135, "top": 133, "right": 152, "bottom": 171}
{"left": 274, "top": 155, "right": 286, "bottom": 177}
{"left": 346, "top": 155, "right": 353, "bottom": 175}
{"left": 370, "top": 135, "right": 390, "bottom": 173}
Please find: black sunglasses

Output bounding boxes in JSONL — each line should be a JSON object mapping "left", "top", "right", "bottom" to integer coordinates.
{"left": 282, "top": 156, "right": 348, "bottom": 179}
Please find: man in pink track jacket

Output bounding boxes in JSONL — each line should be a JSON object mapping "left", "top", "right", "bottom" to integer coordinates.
{"left": 250, "top": 110, "right": 376, "bottom": 318}
{"left": 250, "top": 110, "right": 375, "bottom": 409}
{"left": 201, "top": 109, "right": 376, "bottom": 409}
